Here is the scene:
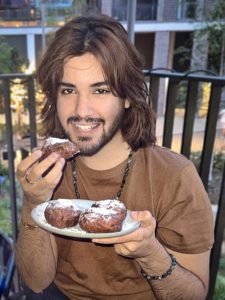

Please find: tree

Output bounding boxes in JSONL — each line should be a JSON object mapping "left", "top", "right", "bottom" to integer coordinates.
{"left": 174, "top": 0, "right": 225, "bottom": 75}
{"left": 0, "top": 37, "right": 27, "bottom": 113}
{"left": 0, "top": 36, "right": 27, "bottom": 74}
{"left": 201, "top": 0, "right": 225, "bottom": 75}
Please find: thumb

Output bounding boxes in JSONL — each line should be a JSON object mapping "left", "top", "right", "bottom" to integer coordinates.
{"left": 130, "top": 210, "right": 155, "bottom": 227}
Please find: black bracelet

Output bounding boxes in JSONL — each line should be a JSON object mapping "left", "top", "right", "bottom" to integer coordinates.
{"left": 141, "top": 253, "right": 176, "bottom": 281}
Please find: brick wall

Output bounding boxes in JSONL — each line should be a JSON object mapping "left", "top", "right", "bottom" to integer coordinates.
{"left": 162, "top": 0, "right": 178, "bottom": 21}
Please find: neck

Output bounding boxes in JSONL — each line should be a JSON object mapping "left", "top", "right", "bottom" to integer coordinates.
{"left": 78, "top": 134, "right": 131, "bottom": 170}
{"left": 72, "top": 146, "right": 133, "bottom": 200}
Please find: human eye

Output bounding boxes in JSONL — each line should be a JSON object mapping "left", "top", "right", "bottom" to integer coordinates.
{"left": 60, "top": 88, "right": 76, "bottom": 95}
{"left": 94, "top": 88, "right": 111, "bottom": 94}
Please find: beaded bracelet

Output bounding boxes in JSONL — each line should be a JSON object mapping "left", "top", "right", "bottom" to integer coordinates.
{"left": 141, "top": 253, "right": 176, "bottom": 281}
{"left": 21, "top": 219, "right": 39, "bottom": 230}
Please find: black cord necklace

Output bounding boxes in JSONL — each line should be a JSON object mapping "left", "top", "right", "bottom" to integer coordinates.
{"left": 71, "top": 150, "right": 133, "bottom": 200}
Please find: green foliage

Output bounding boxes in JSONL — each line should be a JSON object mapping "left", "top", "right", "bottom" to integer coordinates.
{"left": 219, "top": 256, "right": 225, "bottom": 277}
{"left": 214, "top": 274, "right": 225, "bottom": 300}
{"left": 0, "top": 36, "right": 27, "bottom": 74}
{"left": 0, "top": 197, "right": 12, "bottom": 237}
{"left": 213, "top": 152, "right": 225, "bottom": 171}
{"left": 176, "top": 81, "right": 188, "bottom": 108}
{"left": 174, "top": 0, "right": 225, "bottom": 74}
{"left": 0, "top": 36, "right": 28, "bottom": 116}
{"left": 200, "top": 0, "right": 225, "bottom": 74}
{"left": 174, "top": 46, "right": 192, "bottom": 68}
{"left": 190, "top": 151, "right": 225, "bottom": 171}
{"left": 0, "top": 161, "right": 8, "bottom": 177}
{"left": 205, "top": 0, "right": 225, "bottom": 21}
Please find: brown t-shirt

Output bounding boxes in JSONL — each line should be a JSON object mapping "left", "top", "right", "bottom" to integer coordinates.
{"left": 53, "top": 146, "right": 214, "bottom": 299}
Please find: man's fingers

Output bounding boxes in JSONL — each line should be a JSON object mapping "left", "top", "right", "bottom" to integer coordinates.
{"left": 41, "top": 157, "right": 65, "bottom": 186}
{"left": 31, "top": 146, "right": 42, "bottom": 153}
{"left": 24, "top": 156, "right": 65, "bottom": 186}
{"left": 27, "top": 153, "right": 62, "bottom": 180}
{"left": 17, "top": 150, "right": 43, "bottom": 177}
{"left": 130, "top": 210, "right": 154, "bottom": 227}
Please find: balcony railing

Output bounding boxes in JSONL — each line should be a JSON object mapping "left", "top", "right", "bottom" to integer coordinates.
{"left": 1, "top": 70, "right": 225, "bottom": 298}
{"left": 0, "top": 7, "right": 38, "bottom": 21}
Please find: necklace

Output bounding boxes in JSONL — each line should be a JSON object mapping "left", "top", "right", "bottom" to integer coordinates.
{"left": 71, "top": 150, "right": 133, "bottom": 200}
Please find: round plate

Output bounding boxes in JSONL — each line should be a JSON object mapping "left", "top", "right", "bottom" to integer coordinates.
{"left": 31, "top": 199, "right": 140, "bottom": 239}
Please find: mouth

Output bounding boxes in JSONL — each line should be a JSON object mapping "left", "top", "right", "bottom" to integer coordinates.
{"left": 70, "top": 120, "right": 102, "bottom": 133}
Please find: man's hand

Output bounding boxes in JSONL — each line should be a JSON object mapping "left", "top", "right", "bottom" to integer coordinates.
{"left": 92, "top": 210, "right": 157, "bottom": 259}
{"left": 16, "top": 149, "right": 65, "bottom": 204}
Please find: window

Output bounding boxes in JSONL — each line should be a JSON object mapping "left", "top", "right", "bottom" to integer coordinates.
{"left": 112, "top": 0, "right": 157, "bottom": 21}
{"left": 177, "top": 0, "right": 197, "bottom": 20}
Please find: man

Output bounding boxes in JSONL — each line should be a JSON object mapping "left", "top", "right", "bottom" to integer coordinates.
{"left": 16, "top": 14, "right": 214, "bottom": 299}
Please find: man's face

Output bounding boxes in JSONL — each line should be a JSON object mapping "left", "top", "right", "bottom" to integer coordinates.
{"left": 57, "top": 53, "right": 130, "bottom": 156}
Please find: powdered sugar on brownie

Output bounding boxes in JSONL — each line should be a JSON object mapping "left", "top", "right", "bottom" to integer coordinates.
{"left": 44, "top": 137, "right": 70, "bottom": 145}
{"left": 92, "top": 199, "right": 125, "bottom": 209}
{"left": 85, "top": 207, "right": 118, "bottom": 215}
{"left": 47, "top": 199, "right": 80, "bottom": 210}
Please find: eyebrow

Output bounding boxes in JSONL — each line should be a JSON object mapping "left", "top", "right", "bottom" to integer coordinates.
{"left": 59, "top": 81, "right": 109, "bottom": 88}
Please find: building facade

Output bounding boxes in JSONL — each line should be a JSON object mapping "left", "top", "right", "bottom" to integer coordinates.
{"left": 0, "top": 0, "right": 220, "bottom": 114}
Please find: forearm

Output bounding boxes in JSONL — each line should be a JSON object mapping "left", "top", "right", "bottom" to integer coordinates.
{"left": 137, "top": 240, "right": 207, "bottom": 300}
{"left": 15, "top": 201, "right": 57, "bottom": 292}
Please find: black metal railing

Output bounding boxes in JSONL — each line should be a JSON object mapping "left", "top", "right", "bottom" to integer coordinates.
{"left": 0, "top": 74, "right": 37, "bottom": 244}
{"left": 145, "top": 69, "right": 225, "bottom": 299}
{"left": 1, "top": 70, "right": 225, "bottom": 298}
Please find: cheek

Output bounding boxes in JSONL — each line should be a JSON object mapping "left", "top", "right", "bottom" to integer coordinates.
{"left": 56, "top": 99, "right": 68, "bottom": 124}
{"left": 103, "top": 99, "right": 123, "bottom": 116}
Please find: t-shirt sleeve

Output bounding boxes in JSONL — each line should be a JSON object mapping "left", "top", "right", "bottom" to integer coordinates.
{"left": 155, "top": 162, "right": 214, "bottom": 254}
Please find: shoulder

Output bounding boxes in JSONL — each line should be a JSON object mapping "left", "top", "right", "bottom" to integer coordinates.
{"left": 136, "top": 145, "right": 193, "bottom": 174}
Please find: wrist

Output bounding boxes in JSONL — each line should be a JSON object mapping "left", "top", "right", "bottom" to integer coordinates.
{"left": 141, "top": 253, "right": 176, "bottom": 281}
{"left": 21, "top": 218, "right": 39, "bottom": 230}
{"left": 137, "top": 238, "right": 172, "bottom": 275}
{"left": 21, "top": 197, "right": 40, "bottom": 226}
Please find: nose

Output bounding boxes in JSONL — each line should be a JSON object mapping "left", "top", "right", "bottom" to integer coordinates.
{"left": 74, "top": 93, "right": 92, "bottom": 118}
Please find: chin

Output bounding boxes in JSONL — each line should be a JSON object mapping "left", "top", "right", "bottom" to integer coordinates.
{"left": 78, "top": 146, "right": 101, "bottom": 156}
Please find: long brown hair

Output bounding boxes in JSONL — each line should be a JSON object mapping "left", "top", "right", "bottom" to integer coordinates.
{"left": 36, "top": 14, "right": 156, "bottom": 151}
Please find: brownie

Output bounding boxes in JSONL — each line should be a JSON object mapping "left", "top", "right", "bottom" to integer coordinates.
{"left": 44, "top": 200, "right": 81, "bottom": 229}
{"left": 79, "top": 200, "right": 127, "bottom": 233}
{"left": 41, "top": 137, "right": 79, "bottom": 160}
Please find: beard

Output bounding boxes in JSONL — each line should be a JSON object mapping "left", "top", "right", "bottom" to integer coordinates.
{"left": 62, "top": 107, "right": 125, "bottom": 156}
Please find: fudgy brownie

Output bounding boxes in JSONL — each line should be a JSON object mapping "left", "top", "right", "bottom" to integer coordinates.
{"left": 79, "top": 200, "right": 127, "bottom": 233}
{"left": 41, "top": 137, "right": 79, "bottom": 159}
{"left": 44, "top": 200, "right": 81, "bottom": 229}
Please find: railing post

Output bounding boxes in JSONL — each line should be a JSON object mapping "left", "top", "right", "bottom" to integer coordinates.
{"left": 162, "top": 79, "right": 179, "bottom": 148}
{"left": 27, "top": 76, "right": 37, "bottom": 149}
{"left": 206, "top": 163, "right": 225, "bottom": 299}
{"left": 181, "top": 80, "right": 199, "bottom": 158}
{"left": 149, "top": 77, "right": 160, "bottom": 113}
{"left": 199, "top": 84, "right": 222, "bottom": 190}
{"left": 3, "top": 79, "right": 18, "bottom": 243}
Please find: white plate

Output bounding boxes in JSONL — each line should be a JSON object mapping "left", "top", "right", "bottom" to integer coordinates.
{"left": 31, "top": 199, "right": 140, "bottom": 239}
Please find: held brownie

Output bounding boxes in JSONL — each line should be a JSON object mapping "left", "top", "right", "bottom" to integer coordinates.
{"left": 41, "top": 137, "right": 80, "bottom": 159}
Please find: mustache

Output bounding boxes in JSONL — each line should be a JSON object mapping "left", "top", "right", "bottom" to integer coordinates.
{"left": 67, "top": 116, "right": 105, "bottom": 125}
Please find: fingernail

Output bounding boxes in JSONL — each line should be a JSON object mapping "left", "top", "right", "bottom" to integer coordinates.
{"left": 131, "top": 211, "right": 139, "bottom": 218}
{"left": 34, "top": 150, "right": 43, "bottom": 156}
{"left": 59, "top": 157, "right": 65, "bottom": 165}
